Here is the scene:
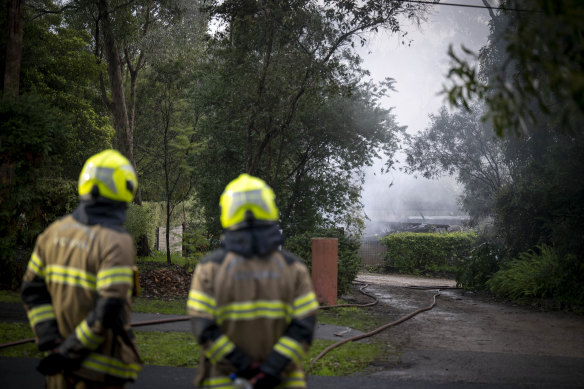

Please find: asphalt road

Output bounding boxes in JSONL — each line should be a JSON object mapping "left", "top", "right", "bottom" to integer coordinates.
{"left": 1, "top": 357, "right": 578, "bottom": 389}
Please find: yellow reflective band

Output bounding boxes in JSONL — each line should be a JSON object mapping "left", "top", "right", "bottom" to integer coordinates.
{"left": 27, "top": 252, "right": 45, "bottom": 277}
{"left": 81, "top": 352, "right": 141, "bottom": 380}
{"left": 187, "top": 290, "right": 217, "bottom": 316}
{"left": 293, "top": 292, "right": 318, "bottom": 318}
{"left": 45, "top": 265, "right": 97, "bottom": 290}
{"left": 199, "top": 376, "right": 236, "bottom": 389}
{"left": 273, "top": 336, "right": 305, "bottom": 363}
{"left": 97, "top": 266, "right": 133, "bottom": 289}
{"left": 216, "top": 300, "right": 292, "bottom": 324}
{"left": 75, "top": 320, "right": 104, "bottom": 350}
{"left": 281, "top": 371, "right": 306, "bottom": 388}
{"left": 206, "top": 335, "right": 235, "bottom": 364}
{"left": 27, "top": 304, "right": 55, "bottom": 327}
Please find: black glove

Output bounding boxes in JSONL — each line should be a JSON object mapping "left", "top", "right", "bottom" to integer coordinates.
{"left": 36, "top": 351, "right": 81, "bottom": 376}
{"left": 237, "top": 361, "right": 261, "bottom": 380}
{"left": 250, "top": 371, "right": 281, "bottom": 389}
{"left": 36, "top": 352, "right": 66, "bottom": 375}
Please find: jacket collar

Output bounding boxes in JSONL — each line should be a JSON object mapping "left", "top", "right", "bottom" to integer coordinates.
{"left": 72, "top": 198, "right": 127, "bottom": 232}
{"left": 222, "top": 224, "right": 283, "bottom": 257}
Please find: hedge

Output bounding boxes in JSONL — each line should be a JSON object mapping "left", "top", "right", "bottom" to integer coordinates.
{"left": 380, "top": 232, "right": 477, "bottom": 275}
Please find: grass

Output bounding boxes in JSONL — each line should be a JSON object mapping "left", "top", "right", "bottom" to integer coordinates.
{"left": 317, "top": 303, "right": 384, "bottom": 332}
{"left": 136, "top": 251, "right": 198, "bottom": 271}
{"left": 1, "top": 322, "right": 382, "bottom": 376}
{"left": 0, "top": 290, "right": 21, "bottom": 304}
{"left": 0, "top": 322, "right": 40, "bottom": 358}
{"left": 134, "top": 330, "right": 381, "bottom": 376}
{"left": 134, "top": 331, "right": 200, "bottom": 367}
{"left": 132, "top": 297, "right": 187, "bottom": 315}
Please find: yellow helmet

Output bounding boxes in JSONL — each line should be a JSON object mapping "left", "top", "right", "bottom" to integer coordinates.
{"left": 220, "top": 173, "right": 279, "bottom": 229}
{"left": 78, "top": 149, "right": 138, "bottom": 203}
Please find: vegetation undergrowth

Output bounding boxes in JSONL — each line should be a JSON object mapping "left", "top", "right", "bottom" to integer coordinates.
{"left": 136, "top": 251, "right": 197, "bottom": 271}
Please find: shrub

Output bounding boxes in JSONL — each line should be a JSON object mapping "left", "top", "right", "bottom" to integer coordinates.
{"left": 456, "top": 242, "right": 504, "bottom": 290}
{"left": 125, "top": 203, "right": 154, "bottom": 247}
{"left": 487, "top": 244, "right": 584, "bottom": 309}
{"left": 381, "top": 232, "right": 477, "bottom": 276}
{"left": 284, "top": 229, "right": 360, "bottom": 296}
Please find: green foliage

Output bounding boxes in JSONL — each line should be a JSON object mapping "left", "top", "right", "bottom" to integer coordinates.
{"left": 190, "top": 1, "right": 422, "bottom": 236}
{"left": 487, "top": 244, "right": 559, "bottom": 301}
{"left": 183, "top": 225, "right": 217, "bottom": 264}
{"left": 125, "top": 203, "right": 155, "bottom": 248}
{"left": 284, "top": 229, "right": 361, "bottom": 296}
{"left": 136, "top": 251, "right": 192, "bottom": 268}
{"left": 0, "top": 94, "right": 77, "bottom": 289}
{"left": 444, "top": 1, "right": 584, "bottom": 137}
{"left": 487, "top": 245, "right": 584, "bottom": 309}
{"left": 381, "top": 232, "right": 477, "bottom": 276}
{"left": 456, "top": 242, "right": 504, "bottom": 290}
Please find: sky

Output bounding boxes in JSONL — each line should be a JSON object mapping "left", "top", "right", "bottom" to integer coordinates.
{"left": 356, "top": 1, "right": 492, "bottom": 233}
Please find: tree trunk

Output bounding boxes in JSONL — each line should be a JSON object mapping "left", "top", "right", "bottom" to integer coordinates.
{"left": 3, "top": 0, "right": 24, "bottom": 96}
{"left": 98, "top": 0, "right": 149, "bottom": 255}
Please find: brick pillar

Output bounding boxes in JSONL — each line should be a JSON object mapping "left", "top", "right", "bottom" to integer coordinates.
{"left": 311, "top": 238, "right": 338, "bottom": 306}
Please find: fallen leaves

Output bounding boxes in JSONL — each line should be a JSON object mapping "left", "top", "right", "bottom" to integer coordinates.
{"left": 138, "top": 262, "right": 193, "bottom": 298}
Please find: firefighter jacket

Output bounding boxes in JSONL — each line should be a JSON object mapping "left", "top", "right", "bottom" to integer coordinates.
{"left": 188, "top": 224, "right": 319, "bottom": 389}
{"left": 21, "top": 200, "right": 142, "bottom": 384}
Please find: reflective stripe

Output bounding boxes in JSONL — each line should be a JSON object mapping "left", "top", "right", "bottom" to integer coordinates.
{"left": 206, "top": 335, "right": 235, "bottom": 364}
{"left": 281, "top": 371, "right": 306, "bottom": 388}
{"left": 293, "top": 292, "right": 318, "bottom": 318}
{"left": 75, "top": 320, "right": 104, "bottom": 350}
{"left": 199, "top": 376, "right": 235, "bottom": 389}
{"left": 273, "top": 336, "right": 305, "bottom": 363}
{"left": 81, "top": 352, "right": 141, "bottom": 380}
{"left": 216, "top": 300, "right": 292, "bottom": 324}
{"left": 27, "top": 252, "right": 45, "bottom": 277}
{"left": 45, "top": 265, "right": 97, "bottom": 290}
{"left": 27, "top": 304, "right": 55, "bottom": 327}
{"left": 187, "top": 290, "right": 217, "bottom": 315}
{"left": 97, "top": 266, "right": 133, "bottom": 289}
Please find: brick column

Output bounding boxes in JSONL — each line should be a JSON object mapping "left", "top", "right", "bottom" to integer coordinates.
{"left": 311, "top": 238, "right": 338, "bottom": 306}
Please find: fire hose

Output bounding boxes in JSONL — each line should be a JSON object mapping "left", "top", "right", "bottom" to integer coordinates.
{"left": 0, "top": 282, "right": 450, "bottom": 363}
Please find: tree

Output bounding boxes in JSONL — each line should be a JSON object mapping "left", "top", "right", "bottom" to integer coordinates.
{"left": 2, "top": 0, "right": 24, "bottom": 95}
{"left": 442, "top": 1, "right": 584, "bottom": 305}
{"left": 191, "top": 0, "right": 428, "bottom": 235}
{"left": 135, "top": 57, "right": 200, "bottom": 264}
{"left": 0, "top": 3, "right": 114, "bottom": 287}
{"left": 404, "top": 104, "right": 510, "bottom": 221}
{"left": 60, "top": 0, "right": 206, "bottom": 254}
{"left": 444, "top": 0, "right": 584, "bottom": 137}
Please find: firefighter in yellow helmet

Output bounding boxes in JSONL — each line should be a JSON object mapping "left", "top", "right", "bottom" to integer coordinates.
{"left": 188, "top": 174, "right": 319, "bottom": 389}
{"left": 21, "top": 149, "right": 142, "bottom": 388}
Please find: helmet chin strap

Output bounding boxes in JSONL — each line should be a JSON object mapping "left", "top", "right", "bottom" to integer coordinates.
{"left": 90, "top": 185, "right": 100, "bottom": 198}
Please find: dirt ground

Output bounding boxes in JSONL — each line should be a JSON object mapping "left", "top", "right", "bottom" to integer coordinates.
{"left": 343, "top": 273, "right": 584, "bottom": 385}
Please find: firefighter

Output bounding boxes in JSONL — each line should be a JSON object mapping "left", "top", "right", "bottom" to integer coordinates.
{"left": 188, "top": 174, "right": 319, "bottom": 389}
{"left": 21, "top": 149, "right": 142, "bottom": 389}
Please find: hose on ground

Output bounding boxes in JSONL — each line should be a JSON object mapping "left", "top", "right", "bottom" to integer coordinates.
{"left": 0, "top": 283, "right": 445, "bottom": 350}
{"left": 318, "top": 282, "right": 378, "bottom": 309}
{"left": 309, "top": 288, "right": 441, "bottom": 367}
